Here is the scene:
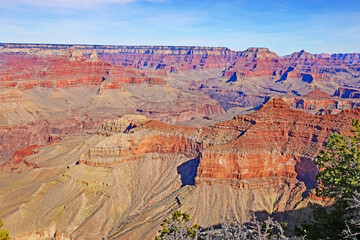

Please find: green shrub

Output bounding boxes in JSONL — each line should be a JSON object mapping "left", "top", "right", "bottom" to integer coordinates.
{"left": 155, "top": 210, "right": 200, "bottom": 240}
{"left": 295, "top": 119, "right": 360, "bottom": 239}
{"left": 0, "top": 219, "right": 10, "bottom": 240}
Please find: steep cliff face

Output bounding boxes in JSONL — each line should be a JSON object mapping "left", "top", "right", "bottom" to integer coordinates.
{"left": 334, "top": 87, "right": 360, "bottom": 98}
{"left": 332, "top": 53, "right": 360, "bottom": 64}
{"left": 1, "top": 100, "right": 359, "bottom": 239}
{"left": 195, "top": 98, "right": 342, "bottom": 188}
{"left": 222, "top": 48, "right": 281, "bottom": 79}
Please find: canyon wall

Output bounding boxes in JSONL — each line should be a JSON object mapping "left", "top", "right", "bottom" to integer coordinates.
{"left": 2, "top": 43, "right": 360, "bottom": 165}
{"left": 1, "top": 99, "right": 359, "bottom": 239}
{"left": 2, "top": 43, "right": 360, "bottom": 239}
{"left": 0, "top": 44, "right": 227, "bottom": 162}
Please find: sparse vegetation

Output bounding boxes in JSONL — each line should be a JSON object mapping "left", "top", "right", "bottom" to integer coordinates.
{"left": 155, "top": 210, "right": 200, "bottom": 240}
{"left": 156, "top": 211, "right": 288, "bottom": 240}
{"left": 343, "top": 191, "right": 360, "bottom": 239}
{"left": 206, "top": 214, "right": 288, "bottom": 240}
{"left": 156, "top": 119, "right": 360, "bottom": 240}
{"left": 295, "top": 119, "right": 360, "bottom": 239}
{"left": 0, "top": 219, "right": 10, "bottom": 240}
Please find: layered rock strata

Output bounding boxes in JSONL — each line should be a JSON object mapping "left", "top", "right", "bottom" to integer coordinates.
{"left": 2, "top": 43, "right": 360, "bottom": 114}
{"left": 0, "top": 45, "right": 226, "bottom": 162}
{"left": 1, "top": 99, "right": 359, "bottom": 239}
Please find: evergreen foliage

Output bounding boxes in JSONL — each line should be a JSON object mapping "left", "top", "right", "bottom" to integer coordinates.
{"left": 0, "top": 219, "right": 10, "bottom": 240}
{"left": 155, "top": 210, "right": 200, "bottom": 240}
{"left": 295, "top": 119, "right": 360, "bottom": 239}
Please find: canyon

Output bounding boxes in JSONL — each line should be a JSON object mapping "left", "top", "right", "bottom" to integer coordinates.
{"left": 1, "top": 43, "right": 360, "bottom": 239}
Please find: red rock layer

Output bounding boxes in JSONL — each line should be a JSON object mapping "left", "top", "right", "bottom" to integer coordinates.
{"left": 1, "top": 100, "right": 359, "bottom": 239}
{"left": 0, "top": 145, "right": 41, "bottom": 172}
{"left": 195, "top": 98, "right": 360, "bottom": 188}
{"left": 222, "top": 49, "right": 351, "bottom": 81}
{"left": 0, "top": 48, "right": 168, "bottom": 91}
{"left": 78, "top": 134, "right": 201, "bottom": 167}
{"left": 0, "top": 116, "right": 109, "bottom": 163}
{"left": 76, "top": 99, "right": 360, "bottom": 192}
{"left": 2, "top": 44, "right": 359, "bottom": 98}
{"left": 223, "top": 48, "right": 281, "bottom": 79}
{"left": 1, "top": 44, "right": 239, "bottom": 73}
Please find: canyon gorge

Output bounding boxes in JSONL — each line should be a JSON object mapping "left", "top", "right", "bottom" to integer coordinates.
{"left": 1, "top": 43, "right": 360, "bottom": 239}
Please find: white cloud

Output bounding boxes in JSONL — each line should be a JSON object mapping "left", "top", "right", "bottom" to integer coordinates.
{"left": 0, "top": 0, "right": 164, "bottom": 9}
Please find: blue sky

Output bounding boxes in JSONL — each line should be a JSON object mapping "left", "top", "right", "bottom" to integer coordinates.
{"left": 0, "top": 0, "right": 359, "bottom": 55}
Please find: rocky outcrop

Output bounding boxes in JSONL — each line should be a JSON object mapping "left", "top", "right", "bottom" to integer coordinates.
{"left": 223, "top": 47, "right": 281, "bottom": 79}
{"left": 97, "top": 115, "right": 149, "bottom": 136}
{"left": 237, "top": 47, "right": 279, "bottom": 59}
{"left": 67, "top": 47, "right": 87, "bottom": 62}
{"left": 303, "top": 89, "right": 332, "bottom": 99}
{"left": 287, "top": 50, "right": 315, "bottom": 63}
{"left": 86, "top": 49, "right": 101, "bottom": 63}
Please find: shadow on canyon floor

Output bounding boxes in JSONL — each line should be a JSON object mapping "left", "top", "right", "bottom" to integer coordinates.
{"left": 177, "top": 157, "right": 200, "bottom": 186}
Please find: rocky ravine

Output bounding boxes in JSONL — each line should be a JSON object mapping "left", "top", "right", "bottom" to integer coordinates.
{"left": 1, "top": 99, "right": 359, "bottom": 239}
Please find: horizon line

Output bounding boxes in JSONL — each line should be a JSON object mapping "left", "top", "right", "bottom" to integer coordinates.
{"left": 0, "top": 42, "right": 357, "bottom": 55}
